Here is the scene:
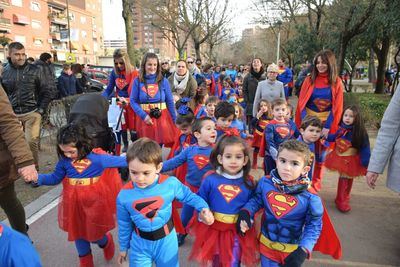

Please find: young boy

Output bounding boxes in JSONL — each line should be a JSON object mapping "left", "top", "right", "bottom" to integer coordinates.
{"left": 214, "top": 101, "right": 237, "bottom": 139}
{"left": 237, "top": 140, "right": 323, "bottom": 267}
{"left": 196, "top": 96, "right": 219, "bottom": 121}
{"left": 161, "top": 117, "right": 217, "bottom": 246}
{"left": 117, "top": 138, "right": 214, "bottom": 266}
{"left": 264, "top": 99, "right": 299, "bottom": 174}
{"left": 298, "top": 115, "right": 323, "bottom": 189}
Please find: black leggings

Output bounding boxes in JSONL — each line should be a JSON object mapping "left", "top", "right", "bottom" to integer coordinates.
{"left": 0, "top": 182, "right": 27, "bottom": 234}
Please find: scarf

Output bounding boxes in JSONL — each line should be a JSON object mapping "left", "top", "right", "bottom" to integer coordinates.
{"left": 173, "top": 71, "right": 190, "bottom": 95}
{"left": 251, "top": 69, "right": 263, "bottom": 80}
{"left": 270, "top": 169, "right": 311, "bottom": 194}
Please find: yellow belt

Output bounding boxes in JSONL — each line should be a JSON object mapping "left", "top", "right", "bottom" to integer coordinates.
{"left": 306, "top": 108, "right": 329, "bottom": 123}
{"left": 259, "top": 234, "right": 298, "bottom": 253}
{"left": 337, "top": 147, "right": 357, "bottom": 156}
{"left": 213, "top": 212, "right": 238, "bottom": 224}
{"left": 140, "top": 103, "right": 167, "bottom": 111}
{"left": 68, "top": 176, "right": 100, "bottom": 186}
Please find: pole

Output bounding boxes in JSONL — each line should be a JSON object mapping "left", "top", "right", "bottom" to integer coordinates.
{"left": 66, "top": 0, "right": 72, "bottom": 53}
{"left": 276, "top": 30, "right": 281, "bottom": 63}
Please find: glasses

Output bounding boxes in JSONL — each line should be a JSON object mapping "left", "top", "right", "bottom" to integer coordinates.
{"left": 114, "top": 62, "right": 125, "bottom": 66}
{"left": 187, "top": 61, "right": 194, "bottom": 64}
{"left": 162, "top": 62, "right": 168, "bottom": 65}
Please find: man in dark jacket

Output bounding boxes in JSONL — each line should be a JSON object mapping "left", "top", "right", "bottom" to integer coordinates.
{"left": 57, "top": 64, "right": 77, "bottom": 97}
{"left": 1, "top": 42, "right": 52, "bottom": 170}
{"left": 0, "top": 85, "right": 37, "bottom": 235}
{"left": 33, "top": 52, "right": 57, "bottom": 100}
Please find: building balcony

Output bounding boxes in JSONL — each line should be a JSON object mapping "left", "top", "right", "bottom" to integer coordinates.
{"left": 0, "top": 17, "right": 11, "bottom": 29}
{"left": 49, "top": 13, "right": 68, "bottom": 25}
{"left": 0, "top": 0, "right": 10, "bottom": 8}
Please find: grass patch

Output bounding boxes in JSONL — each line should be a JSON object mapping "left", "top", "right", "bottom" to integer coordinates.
{"left": 344, "top": 93, "right": 391, "bottom": 129}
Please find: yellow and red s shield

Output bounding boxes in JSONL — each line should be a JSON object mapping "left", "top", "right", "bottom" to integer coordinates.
{"left": 276, "top": 126, "right": 290, "bottom": 138}
{"left": 335, "top": 138, "right": 352, "bottom": 153}
{"left": 267, "top": 191, "right": 298, "bottom": 219}
{"left": 116, "top": 78, "right": 129, "bottom": 90}
{"left": 218, "top": 184, "right": 242, "bottom": 203}
{"left": 313, "top": 98, "right": 331, "bottom": 112}
{"left": 72, "top": 159, "right": 92, "bottom": 174}
{"left": 193, "top": 155, "right": 209, "bottom": 169}
{"left": 141, "top": 84, "right": 159, "bottom": 98}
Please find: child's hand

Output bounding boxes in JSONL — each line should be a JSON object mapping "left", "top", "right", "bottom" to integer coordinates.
{"left": 256, "top": 110, "right": 264, "bottom": 119}
{"left": 144, "top": 115, "right": 154, "bottom": 126}
{"left": 246, "top": 134, "right": 254, "bottom": 139}
{"left": 199, "top": 208, "right": 214, "bottom": 225}
{"left": 321, "top": 128, "right": 329, "bottom": 138}
{"left": 117, "top": 251, "right": 128, "bottom": 265}
{"left": 236, "top": 210, "right": 252, "bottom": 236}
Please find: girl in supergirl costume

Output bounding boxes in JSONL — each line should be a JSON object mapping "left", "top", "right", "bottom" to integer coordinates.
{"left": 251, "top": 99, "right": 271, "bottom": 169}
{"left": 190, "top": 134, "right": 259, "bottom": 267}
{"left": 325, "top": 105, "right": 370, "bottom": 212}
{"left": 34, "top": 124, "right": 127, "bottom": 267}
{"left": 130, "top": 52, "right": 177, "bottom": 147}
{"left": 102, "top": 49, "right": 139, "bottom": 154}
{"left": 295, "top": 50, "right": 344, "bottom": 191}
{"left": 190, "top": 79, "right": 209, "bottom": 116}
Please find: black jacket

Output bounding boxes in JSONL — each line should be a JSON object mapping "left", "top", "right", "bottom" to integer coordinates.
{"left": 1, "top": 61, "right": 52, "bottom": 115}
{"left": 33, "top": 59, "right": 57, "bottom": 100}
{"left": 243, "top": 72, "right": 266, "bottom": 116}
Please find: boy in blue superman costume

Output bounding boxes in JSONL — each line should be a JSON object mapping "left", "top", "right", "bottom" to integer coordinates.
{"left": 116, "top": 138, "right": 214, "bottom": 267}
{"left": 238, "top": 140, "right": 341, "bottom": 266}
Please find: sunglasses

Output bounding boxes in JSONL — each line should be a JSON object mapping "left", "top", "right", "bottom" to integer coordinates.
{"left": 187, "top": 61, "right": 194, "bottom": 64}
{"left": 114, "top": 62, "right": 125, "bottom": 66}
{"left": 162, "top": 62, "right": 168, "bottom": 65}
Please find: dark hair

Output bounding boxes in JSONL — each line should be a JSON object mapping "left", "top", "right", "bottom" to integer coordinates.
{"left": 8, "top": 42, "right": 24, "bottom": 51}
{"left": 311, "top": 49, "right": 338, "bottom": 85}
{"left": 258, "top": 99, "right": 271, "bottom": 117}
{"left": 300, "top": 115, "right": 323, "bottom": 130}
{"left": 223, "top": 76, "right": 234, "bottom": 88}
{"left": 27, "top": 57, "right": 35, "bottom": 62}
{"left": 250, "top": 57, "right": 264, "bottom": 74}
{"left": 176, "top": 106, "right": 195, "bottom": 126}
{"left": 139, "top": 52, "right": 163, "bottom": 84}
{"left": 342, "top": 105, "right": 368, "bottom": 150}
{"left": 218, "top": 74, "right": 226, "bottom": 83}
{"left": 286, "top": 103, "right": 294, "bottom": 117}
{"left": 192, "top": 117, "right": 214, "bottom": 135}
{"left": 203, "top": 63, "right": 213, "bottom": 73}
{"left": 127, "top": 137, "right": 162, "bottom": 166}
{"left": 210, "top": 135, "right": 254, "bottom": 189}
{"left": 205, "top": 96, "right": 219, "bottom": 105}
{"left": 278, "top": 140, "right": 312, "bottom": 166}
{"left": 56, "top": 124, "right": 93, "bottom": 160}
{"left": 39, "top": 52, "right": 52, "bottom": 62}
{"left": 62, "top": 64, "right": 71, "bottom": 71}
{"left": 215, "top": 101, "right": 235, "bottom": 119}
{"left": 71, "top": 63, "right": 83, "bottom": 74}
{"left": 271, "top": 98, "right": 287, "bottom": 109}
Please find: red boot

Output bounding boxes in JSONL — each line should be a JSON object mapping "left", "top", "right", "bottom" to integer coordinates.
{"left": 102, "top": 232, "right": 115, "bottom": 261}
{"left": 252, "top": 151, "right": 258, "bottom": 169}
{"left": 335, "top": 177, "right": 353, "bottom": 212}
{"left": 312, "top": 162, "right": 325, "bottom": 192}
{"left": 79, "top": 253, "right": 94, "bottom": 267}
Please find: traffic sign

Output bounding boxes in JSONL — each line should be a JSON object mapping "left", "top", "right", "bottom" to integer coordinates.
{"left": 66, "top": 52, "right": 76, "bottom": 64}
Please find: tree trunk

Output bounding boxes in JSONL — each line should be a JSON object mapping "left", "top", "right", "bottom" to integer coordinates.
{"left": 348, "top": 62, "right": 357, "bottom": 92}
{"left": 194, "top": 42, "right": 201, "bottom": 61}
{"left": 368, "top": 47, "right": 376, "bottom": 83}
{"left": 122, "top": 0, "right": 136, "bottom": 64}
{"left": 177, "top": 47, "right": 185, "bottom": 60}
{"left": 337, "top": 36, "right": 349, "bottom": 74}
{"left": 374, "top": 38, "right": 391, "bottom": 94}
{"left": 391, "top": 46, "right": 400, "bottom": 95}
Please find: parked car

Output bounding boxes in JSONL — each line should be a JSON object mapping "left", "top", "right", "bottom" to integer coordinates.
{"left": 87, "top": 69, "right": 109, "bottom": 85}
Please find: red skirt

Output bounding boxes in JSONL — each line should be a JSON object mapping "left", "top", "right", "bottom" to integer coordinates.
{"left": 121, "top": 105, "right": 136, "bottom": 130}
{"left": 58, "top": 168, "right": 122, "bottom": 241}
{"left": 135, "top": 109, "right": 178, "bottom": 146}
{"left": 252, "top": 130, "right": 264, "bottom": 148}
{"left": 189, "top": 220, "right": 259, "bottom": 267}
{"left": 325, "top": 150, "right": 367, "bottom": 178}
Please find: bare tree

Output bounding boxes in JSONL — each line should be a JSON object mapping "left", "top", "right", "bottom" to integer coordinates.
{"left": 122, "top": 0, "right": 137, "bottom": 64}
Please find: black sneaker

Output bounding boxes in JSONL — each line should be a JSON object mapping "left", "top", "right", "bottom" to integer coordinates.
{"left": 177, "top": 233, "right": 187, "bottom": 247}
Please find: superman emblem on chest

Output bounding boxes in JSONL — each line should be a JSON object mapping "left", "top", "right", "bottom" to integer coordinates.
{"left": 193, "top": 155, "right": 209, "bottom": 169}
{"left": 218, "top": 184, "right": 242, "bottom": 203}
{"left": 276, "top": 126, "right": 290, "bottom": 138}
{"left": 133, "top": 196, "right": 164, "bottom": 221}
{"left": 72, "top": 159, "right": 92, "bottom": 174}
{"left": 266, "top": 191, "right": 298, "bottom": 219}
{"left": 141, "top": 84, "right": 159, "bottom": 98}
{"left": 335, "top": 138, "right": 352, "bottom": 153}
{"left": 116, "top": 78, "right": 129, "bottom": 90}
{"left": 313, "top": 98, "right": 331, "bottom": 112}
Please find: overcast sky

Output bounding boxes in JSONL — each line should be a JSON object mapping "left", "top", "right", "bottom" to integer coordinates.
{"left": 102, "top": 0, "right": 260, "bottom": 41}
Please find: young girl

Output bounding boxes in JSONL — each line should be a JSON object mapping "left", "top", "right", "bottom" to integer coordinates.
{"left": 221, "top": 76, "right": 236, "bottom": 101}
{"left": 33, "top": 124, "right": 127, "bottom": 267}
{"left": 231, "top": 102, "right": 252, "bottom": 139}
{"left": 324, "top": 105, "right": 370, "bottom": 212}
{"left": 190, "top": 134, "right": 259, "bottom": 267}
{"left": 251, "top": 99, "right": 271, "bottom": 169}
{"left": 235, "top": 76, "right": 246, "bottom": 109}
{"left": 196, "top": 95, "right": 219, "bottom": 121}
{"left": 190, "top": 80, "right": 209, "bottom": 116}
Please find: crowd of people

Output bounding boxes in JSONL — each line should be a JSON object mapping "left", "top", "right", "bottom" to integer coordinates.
{"left": 0, "top": 41, "right": 398, "bottom": 267}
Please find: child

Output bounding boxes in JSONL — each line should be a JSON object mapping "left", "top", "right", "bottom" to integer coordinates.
{"left": 263, "top": 99, "right": 299, "bottom": 175}
{"left": 191, "top": 80, "right": 209, "bottom": 116}
{"left": 117, "top": 138, "right": 214, "bottom": 266}
{"left": 286, "top": 103, "right": 294, "bottom": 121}
{"left": 251, "top": 99, "right": 271, "bottom": 169}
{"left": 298, "top": 115, "right": 323, "bottom": 188}
{"left": 196, "top": 95, "right": 219, "bottom": 121}
{"left": 231, "top": 102, "right": 253, "bottom": 139}
{"left": 324, "top": 105, "right": 370, "bottom": 212}
{"left": 190, "top": 134, "right": 259, "bottom": 267}
{"left": 235, "top": 76, "right": 246, "bottom": 109}
{"left": 32, "top": 124, "right": 127, "bottom": 267}
{"left": 161, "top": 117, "right": 217, "bottom": 246}
{"left": 215, "top": 101, "right": 238, "bottom": 139}
{"left": 220, "top": 76, "right": 236, "bottom": 101}
{"left": 238, "top": 140, "right": 323, "bottom": 267}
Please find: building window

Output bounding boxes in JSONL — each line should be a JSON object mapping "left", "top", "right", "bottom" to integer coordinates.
{"left": 80, "top": 16, "right": 86, "bottom": 24}
{"left": 14, "top": 35, "right": 26, "bottom": 44}
{"left": 31, "top": 20, "right": 41, "bottom": 29}
{"left": 69, "top": 12, "right": 75, "bottom": 22}
{"left": 30, "top": 1, "right": 41, "bottom": 12}
{"left": 33, "top": 38, "right": 43, "bottom": 46}
{"left": 81, "top": 30, "right": 87, "bottom": 38}
{"left": 11, "top": 0, "right": 22, "bottom": 7}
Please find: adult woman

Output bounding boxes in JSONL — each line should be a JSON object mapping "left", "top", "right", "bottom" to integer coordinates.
{"left": 71, "top": 63, "right": 89, "bottom": 94}
{"left": 168, "top": 60, "right": 197, "bottom": 98}
{"left": 252, "top": 63, "right": 285, "bottom": 117}
{"left": 295, "top": 50, "right": 344, "bottom": 191}
{"left": 130, "top": 53, "right": 177, "bottom": 146}
{"left": 243, "top": 58, "right": 266, "bottom": 128}
{"left": 102, "top": 49, "right": 139, "bottom": 153}
{"left": 366, "top": 84, "right": 400, "bottom": 192}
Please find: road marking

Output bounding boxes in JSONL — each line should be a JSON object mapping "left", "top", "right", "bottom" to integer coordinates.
{"left": 311, "top": 258, "right": 398, "bottom": 267}
{"left": 26, "top": 197, "right": 60, "bottom": 225}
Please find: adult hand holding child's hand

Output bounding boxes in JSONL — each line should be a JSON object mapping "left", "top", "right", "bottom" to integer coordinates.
{"left": 236, "top": 210, "right": 252, "bottom": 236}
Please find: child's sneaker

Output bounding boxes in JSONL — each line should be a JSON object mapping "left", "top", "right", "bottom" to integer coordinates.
{"left": 177, "top": 233, "right": 187, "bottom": 247}
{"left": 102, "top": 232, "right": 115, "bottom": 261}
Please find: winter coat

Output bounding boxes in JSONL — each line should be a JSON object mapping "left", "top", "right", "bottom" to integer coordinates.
{"left": 33, "top": 60, "right": 57, "bottom": 100}
{"left": 57, "top": 72, "right": 77, "bottom": 98}
{"left": 243, "top": 72, "right": 266, "bottom": 116}
{"left": 0, "top": 86, "right": 34, "bottom": 189}
{"left": 368, "top": 84, "right": 400, "bottom": 193}
{"left": 168, "top": 72, "right": 197, "bottom": 98}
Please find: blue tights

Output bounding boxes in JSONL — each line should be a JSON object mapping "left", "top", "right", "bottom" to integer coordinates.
{"left": 75, "top": 235, "right": 108, "bottom": 257}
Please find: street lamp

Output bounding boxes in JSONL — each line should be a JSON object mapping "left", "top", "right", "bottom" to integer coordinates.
{"left": 276, "top": 20, "right": 282, "bottom": 63}
{"left": 66, "top": 0, "right": 72, "bottom": 53}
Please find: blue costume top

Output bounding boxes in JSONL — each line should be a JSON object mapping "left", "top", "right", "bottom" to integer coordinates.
{"left": 196, "top": 107, "right": 216, "bottom": 121}
{"left": 231, "top": 119, "right": 248, "bottom": 139}
{"left": 220, "top": 88, "right": 236, "bottom": 101}
{"left": 298, "top": 135, "right": 316, "bottom": 179}
{"left": 277, "top": 67, "right": 293, "bottom": 98}
{"left": 102, "top": 69, "right": 130, "bottom": 98}
{"left": 242, "top": 170, "right": 323, "bottom": 253}
{"left": 226, "top": 69, "right": 238, "bottom": 81}
{"left": 38, "top": 153, "right": 127, "bottom": 185}
{"left": 129, "top": 74, "right": 176, "bottom": 121}
{"left": 116, "top": 175, "right": 209, "bottom": 251}
{"left": 161, "top": 145, "right": 213, "bottom": 187}
{"left": 173, "top": 133, "right": 197, "bottom": 156}
{"left": 0, "top": 223, "right": 42, "bottom": 267}
{"left": 264, "top": 119, "right": 300, "bottom": 159}
{"left": 213, "top": 72, "right": 221, "bottom": 84}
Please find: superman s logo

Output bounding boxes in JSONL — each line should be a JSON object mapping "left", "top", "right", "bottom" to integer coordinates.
{"left": 313, "top": 98, "right": 331, "bottom": 112}
{"left": 335, "top": 138, "right": 352, "bottom": 153}
{"left": 276, "top": 126, "right": 290, "bottom": 138}
{"left": 116, "top": 78, "right": 128, "bottom": 90}
{"left": 267, "top": 191, "right": 298, "bottom": 219}
{"left": 141, "top": 84, "right": 159, "bottom": 98}
{"left": 133, "top": 196, "right": 164, "bottom": 221}
{"left": 193, "top": 155, "right": 209, "bottom": 169}
{"left": 218, "top": 184, "right": 242, "bottom": 203}
{"left": 72, "top": 159, "right": 92, "bottom": 174}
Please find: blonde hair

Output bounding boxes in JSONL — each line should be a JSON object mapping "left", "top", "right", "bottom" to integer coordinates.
{"left": 113, "top": 49, "right": 133, "bottom": 75}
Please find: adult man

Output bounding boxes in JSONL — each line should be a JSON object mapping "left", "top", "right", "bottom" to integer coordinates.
{"left": 0, "top": 85, "right": 37, "bottom": 235}
{"left": 225, "top": 62, "right": 238, "bottom": 81}
{"left": 33, "top": 52, "right": 57, "bottom": 100}
{"left": 161, "top": 60, "right": 173, "bottom": 78}
{"left": 277, "top": 58, "right": 293, "bottom": 99}
{"left": 1, "top": 42, "right": 52, "bottom": 170}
